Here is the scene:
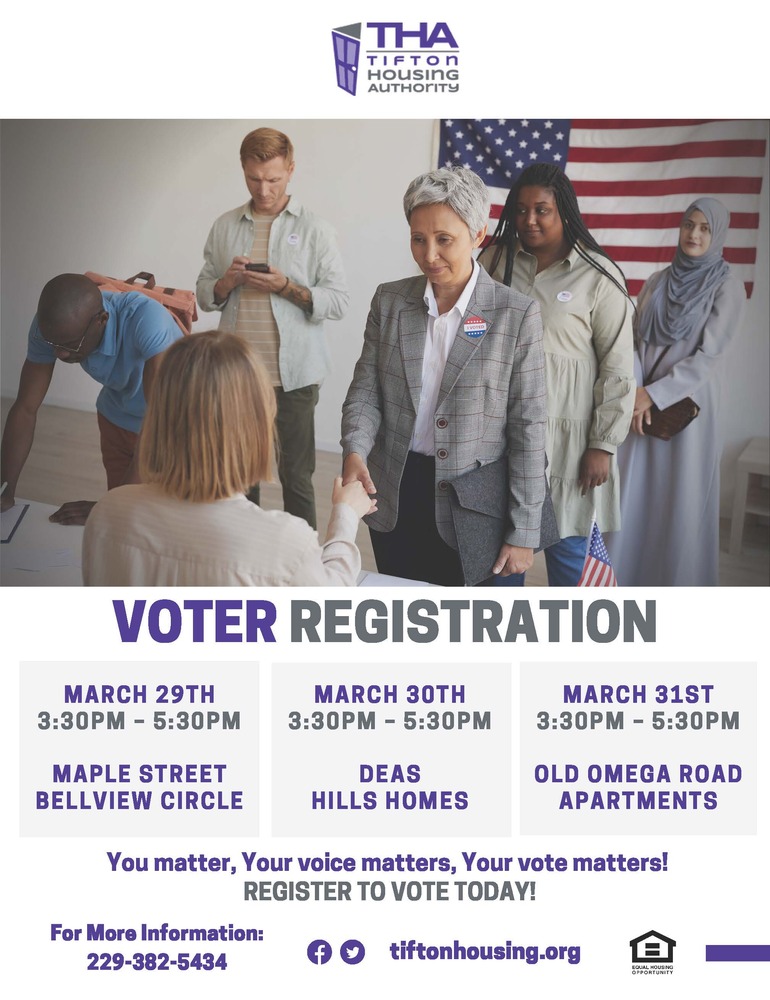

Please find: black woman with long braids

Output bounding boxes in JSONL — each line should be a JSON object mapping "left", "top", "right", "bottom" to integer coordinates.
{"left": 479, "top": 163, "right": 634, "bottom": 586}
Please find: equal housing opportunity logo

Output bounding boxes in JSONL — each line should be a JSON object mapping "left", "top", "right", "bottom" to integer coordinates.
{"left": 630, "top": 929, "right": 676, "bottom": 975}
{"left": 331, "top": 21, "right": 460, "bottom": 96}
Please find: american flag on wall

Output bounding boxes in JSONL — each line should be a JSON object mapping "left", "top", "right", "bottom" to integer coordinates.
{"left": 578, "top": 520, "right": 618, "bottom": 587}
{"left": 437, "top": 119, "right": 768, "bottom": 298}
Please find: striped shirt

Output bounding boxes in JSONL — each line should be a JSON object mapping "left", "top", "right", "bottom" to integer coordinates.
{"left": 235, "top": 212, "right": 282, "bottom": 385}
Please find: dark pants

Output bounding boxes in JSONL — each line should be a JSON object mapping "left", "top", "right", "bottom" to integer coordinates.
{"left": 248, "top": 384, "right": 319, "bottom": 529}
{"left": 369, "top": 451, "right": 464, "bottom": 586}
{"left": 97, "top": 412, "right": 139, "bottom": 489}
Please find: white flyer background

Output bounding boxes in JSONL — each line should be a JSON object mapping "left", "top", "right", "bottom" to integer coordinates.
{"left": 1, "top": 5, "right": 768, "bottom": 997}
{"left": 2, "top": 587, "right": 768, "bottom": 997}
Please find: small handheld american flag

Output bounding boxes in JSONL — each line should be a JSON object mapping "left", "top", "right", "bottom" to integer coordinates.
{"left": 578, "top": 520, "right": 618, "bottom": 587}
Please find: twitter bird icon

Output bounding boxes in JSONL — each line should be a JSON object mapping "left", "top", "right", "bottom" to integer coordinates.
{"left": 340, "top": 939, "right": 366, "bottom": 965}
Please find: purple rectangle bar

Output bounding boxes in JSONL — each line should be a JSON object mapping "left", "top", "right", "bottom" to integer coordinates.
{"left": 706, "top": 945, "right": 770, "bottom": 962}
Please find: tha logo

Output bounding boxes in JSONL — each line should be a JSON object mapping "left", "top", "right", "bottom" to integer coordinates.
{"left": 331, "top": 21, "right": 460, "bottom": 97}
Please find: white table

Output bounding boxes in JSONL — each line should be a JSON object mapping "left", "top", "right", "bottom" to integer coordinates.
{"left": 729, "top": 437, "right": 770, "bottom": 555}
{"left": 357, "top": 570, "right": 436, "bottom": 587}
{"left": 1, "top": 500, "right": 84, "bottom": 586}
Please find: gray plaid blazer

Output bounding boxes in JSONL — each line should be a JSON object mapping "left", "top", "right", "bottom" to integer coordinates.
{"left": 341, "top": 268, "right": 547, "bottom": 549}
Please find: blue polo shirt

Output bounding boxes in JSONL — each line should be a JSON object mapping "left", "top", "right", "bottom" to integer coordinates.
{"left": 27, "top": 291, "right": 182, "bottom": 433}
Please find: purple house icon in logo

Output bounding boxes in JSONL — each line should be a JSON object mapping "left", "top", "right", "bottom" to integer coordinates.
{"left": 332, "top": 23, "right": 361, "bottom": 95}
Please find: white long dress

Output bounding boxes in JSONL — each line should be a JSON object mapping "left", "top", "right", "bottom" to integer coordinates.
{"left": 606, "top": 269, "right": 745, "bottom": 586}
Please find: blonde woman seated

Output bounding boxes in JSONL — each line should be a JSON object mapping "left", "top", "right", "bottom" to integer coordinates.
{"left": 83, "top": 331, "right": 374, "bottom": 586}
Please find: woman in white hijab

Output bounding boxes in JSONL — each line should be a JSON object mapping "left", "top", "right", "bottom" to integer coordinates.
{"left": 607, "top": 198, "right": 745, "bottom": 585}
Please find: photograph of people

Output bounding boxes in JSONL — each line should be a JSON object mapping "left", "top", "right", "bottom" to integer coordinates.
{"left": 1, "top": 120, "right": 767, "bottom": 589}
{"left": 479, "top": 163, "right": 635, "bottom": 586}
{"left": 82, "top": 331, "right": 374, "bottom": 586}
{"left": 341, "top": 166, "right": 547, "bottom": 586}
{"left": 605, "top": 198, "right": 746, "bottom": 585}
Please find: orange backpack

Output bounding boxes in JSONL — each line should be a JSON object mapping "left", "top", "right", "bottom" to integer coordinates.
{"left": 85, "top": 270, "right": 197, "bottom": 335}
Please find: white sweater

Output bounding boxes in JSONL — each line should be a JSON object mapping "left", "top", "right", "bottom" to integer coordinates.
{"left": 82, "top": 484, "right": 361, "bottom": 587}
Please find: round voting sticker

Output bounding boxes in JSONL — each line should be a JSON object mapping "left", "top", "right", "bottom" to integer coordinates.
{"left": 463, "top": 315, "right": 487, "bottom": 338}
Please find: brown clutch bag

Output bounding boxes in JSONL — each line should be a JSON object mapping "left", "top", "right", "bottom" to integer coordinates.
{"left": 640, "top": 343, "right": 700, "bottom": 441}
{"left": 643, "top": 397, "right": 700, "bottom": 440}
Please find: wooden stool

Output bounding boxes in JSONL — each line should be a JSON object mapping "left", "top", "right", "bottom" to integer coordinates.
{"left": 729, "top": 437, "right": 770, "bottom": 555}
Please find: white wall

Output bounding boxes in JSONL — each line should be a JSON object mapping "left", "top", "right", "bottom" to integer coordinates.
{"left": 2, "top": 119, "right": 768, "bottom": 511}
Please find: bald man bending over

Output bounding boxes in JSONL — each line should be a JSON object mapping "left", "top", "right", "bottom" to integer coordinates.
{"left": 1, "top": 273, "right": 182, "bottom": 525}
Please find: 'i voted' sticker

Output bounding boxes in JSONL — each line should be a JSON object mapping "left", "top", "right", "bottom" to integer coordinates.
{"left": 287, "top": 233, "right": 299, "bottom": 246}
{"left": 556, "top": 290, "right": 573, "bottom": 302}
{"left": 464, "top": 315, "right": 487, "bottom": 337}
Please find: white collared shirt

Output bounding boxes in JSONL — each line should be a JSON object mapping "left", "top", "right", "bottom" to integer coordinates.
{"left": 411, "top": 259, "right": 481, "bottom": 455}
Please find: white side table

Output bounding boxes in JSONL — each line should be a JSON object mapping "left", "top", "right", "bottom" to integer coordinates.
{"left": 729, "top": 437, "right": 770, "bottom": 556}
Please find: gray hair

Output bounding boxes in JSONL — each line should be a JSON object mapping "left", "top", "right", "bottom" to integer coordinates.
{"left": 403, "top": 167, "right": 489, "bottom": 236}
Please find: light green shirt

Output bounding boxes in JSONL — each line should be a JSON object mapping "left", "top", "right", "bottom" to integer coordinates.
{"left": 197, "top": 198, "right": 349, "bottom": 391}
{"left": 480, "top": 242, "right": 634, "bottom": 536}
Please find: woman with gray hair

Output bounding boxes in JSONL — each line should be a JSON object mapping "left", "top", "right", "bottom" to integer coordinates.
{"left": 341, "top": 167, "right": 548, "bottom": 585}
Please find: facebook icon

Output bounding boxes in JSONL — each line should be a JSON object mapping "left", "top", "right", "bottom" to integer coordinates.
{"left": 307, "top": 939, "right": 332, "bottom": 965}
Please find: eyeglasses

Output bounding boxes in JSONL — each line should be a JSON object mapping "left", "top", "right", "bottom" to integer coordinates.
{"left": 42, "top": 309, "right": 104, "bottom": 356}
